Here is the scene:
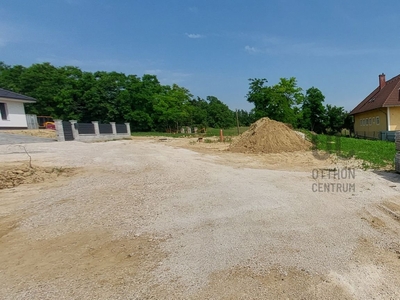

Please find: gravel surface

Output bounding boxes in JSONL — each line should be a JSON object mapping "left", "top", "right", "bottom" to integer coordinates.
{"left": 0, "top": 132, "right": 56, "bottom": 145}
{"left": 0, "top": 139, "right": 399, "bottom": 299}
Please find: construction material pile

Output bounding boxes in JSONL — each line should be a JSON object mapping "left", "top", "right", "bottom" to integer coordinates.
{"left": 229, "top": 117, "right": 312, "bottom": 154}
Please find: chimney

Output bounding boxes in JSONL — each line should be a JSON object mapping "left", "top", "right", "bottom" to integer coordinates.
{"left": 379, "top": 73, "right": 386, "bottom": 89}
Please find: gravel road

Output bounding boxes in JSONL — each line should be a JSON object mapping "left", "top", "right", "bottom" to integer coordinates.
{"left": 0, "top": 139, "right": 399, "bottom": 299}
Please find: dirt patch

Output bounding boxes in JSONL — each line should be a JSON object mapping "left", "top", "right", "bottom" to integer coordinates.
{"left": 343, "top": 238, "right": 400, "bottom": 298}
{"left": 0, "top": 229, "right": 167, "bottom": 297}
{"left": 0, "top": 162, "right": 75, "bottom": 189}
{"left": 361, "top": 211, "right": 387, "bottom": 229}
{"left": 0, "top": 215, "right": 22, "bottom": 240}
{"left": 379, "top": 201, "right": 400, "bottom": 223}
{"left": 3, "top": 129, "right": 56, "bottom": 139}
{"left": 229, "top": 117, "right": 312, "bottom": 154}
{"left": 194, "top": 266, "right": 353, "bottom": 299}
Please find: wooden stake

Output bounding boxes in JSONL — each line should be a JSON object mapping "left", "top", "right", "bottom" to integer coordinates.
{"left": 236, "top": 109, "right": 240, "bottom": 135}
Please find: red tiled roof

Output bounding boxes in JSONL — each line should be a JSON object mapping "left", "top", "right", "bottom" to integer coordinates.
{"left": 350, "top": 74, "right": 400, "bottom": 115}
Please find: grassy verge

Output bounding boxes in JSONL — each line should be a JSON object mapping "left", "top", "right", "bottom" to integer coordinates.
{"left": 131, "top": 127, "right": 249, "bottom": 138}
{"left": 311, "top": 134, "right": 395, "bottom": 168}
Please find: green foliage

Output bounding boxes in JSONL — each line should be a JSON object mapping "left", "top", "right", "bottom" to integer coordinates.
{"left": 1, "top": 61, "right": 352, "bottom": 134}
{"left": 206, "top": 96, "right": 235, "bottom": 128}
{"left": 247, "top": 77, "right": 350, "bottom": 133}
{"left": 130, "top": 127, "right": 249, "bottom": 138}
{"left": 325, "top": 105, "right": 348, "bottom": 133}
{"left": 153, "top": 84, "right": 192, "bottom": 130}
{"left": 236, "top": 109, "right": 256, "bottom": 126}
{"left": 0, "top": 61, "right": 238, "bottom": 132}
{"left": 246, "top": 77, "right": 303, "bottom": 126}
{"left": 301, "top": 87, "right": 326, "bottom": 133}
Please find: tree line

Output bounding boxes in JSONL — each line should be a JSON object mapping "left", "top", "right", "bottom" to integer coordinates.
{"left": 0, "top": 62, "right": 237, "bottom": 131}
{"left": 0, "top": 61, "right": 350, "bottom": 133}
{"left": 247, "top": 77, "right": 352, "bottom": 133}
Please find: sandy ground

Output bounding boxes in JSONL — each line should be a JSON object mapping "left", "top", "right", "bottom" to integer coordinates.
{"left": 2, "top": 129, "right": 57, "bottom": 139}
{"left": 0, "top": 137, "right": 400, "bottom": 299}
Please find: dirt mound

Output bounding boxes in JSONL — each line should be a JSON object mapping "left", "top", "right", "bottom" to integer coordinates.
{"left": 229, "top": 117, "right": 311, "bottom": 154}
{"left": 0, "top": 163, "right": 75, "bottom": 189}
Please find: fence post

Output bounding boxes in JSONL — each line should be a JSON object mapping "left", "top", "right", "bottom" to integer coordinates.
{"left": 54, "top": 119, "right": 65, "bottom": 142}
{"left": 69, "top": 120, "right": 79, "bottom": 141}
{"left": 92, "top": 121, "right": 100, "bottom": 137}
{"left": 125, "top": 123, "right": 131, "bottom": 136}
{"left": 110, "top": 122, "right": 116, "bottom": 136}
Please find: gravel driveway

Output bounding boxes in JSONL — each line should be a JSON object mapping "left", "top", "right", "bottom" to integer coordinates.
{"left": 0, "top": 132, "right": 56, "bottom": 145}
{"left": 0, "top": 139, "right": 399, "bottom": 299}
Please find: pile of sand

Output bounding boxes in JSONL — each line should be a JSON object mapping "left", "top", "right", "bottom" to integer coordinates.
{"left": 229, "top": 117, "right": 312, "bottom": 154}
{"left": 0, "top": 163, "right": 74, "bottom": 189}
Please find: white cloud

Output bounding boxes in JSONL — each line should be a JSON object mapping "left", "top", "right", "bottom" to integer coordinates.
{"left": 186, "top": 33, "right": 204, "bottom": 39}
{"left": 244, "top": 45, "right": 261, "bottom": 54}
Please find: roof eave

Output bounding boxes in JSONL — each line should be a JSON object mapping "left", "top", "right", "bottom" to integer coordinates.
{"left": 0, "top": 97, "right": 36, "bottom": 103}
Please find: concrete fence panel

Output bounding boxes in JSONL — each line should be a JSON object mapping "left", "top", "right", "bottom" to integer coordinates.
{"left": 55, "top": 120, "right": 130, "bottom": 142}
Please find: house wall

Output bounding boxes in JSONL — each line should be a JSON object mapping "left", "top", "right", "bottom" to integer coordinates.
{"left": 0, "top": 99, "right": 28, "bottom": 129}
{"left": 353, "top": 108, "right": 387, "bottom": 139}
{"left": 388, "top": 106, "right": 400, "bottom": 130}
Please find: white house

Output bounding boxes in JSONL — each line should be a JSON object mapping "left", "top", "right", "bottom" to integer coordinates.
{"left": 0, "top": 88, "right": 36, "bottom": 129}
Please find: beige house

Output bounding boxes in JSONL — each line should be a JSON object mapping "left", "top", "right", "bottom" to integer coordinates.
{"left": 350, "top": 73, "right": 400, "bottom": 139}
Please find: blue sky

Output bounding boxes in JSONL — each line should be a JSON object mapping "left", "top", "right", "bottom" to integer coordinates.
{"left": 1, "top": 0, "right": 399, "bottom": 112}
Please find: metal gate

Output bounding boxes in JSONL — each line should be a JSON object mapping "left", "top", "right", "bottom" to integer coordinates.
{"left": 62, "top": 121, "right": 74, "bottom": 141}
{"left": 26, "top": 114, "right": 39, "bottom": 129}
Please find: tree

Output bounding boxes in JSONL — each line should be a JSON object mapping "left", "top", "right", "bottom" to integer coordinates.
{"left": 153, "top": 84, "right": 192, "bottom": 131}
{"left": 301, "top": 87, "right": 326, "bottom": 133}
{"left": 206, "top": 96, "right": 234, "bottom": 128}
{"left": 0, "top": 62, "right": 26, "bottom": 93}
{"left": 19, "top": 63, "right": 64, "bottom": 117}
{"left": 246, "top": 77, "right": 303, "bottom": 126}
{"left": 235, "top": 109, "right": 256, "bottom": 126}
{"left": 189, "top": 97, "right": 209, "bottom": 127}
{"left": 0, "top": 61, "right": 243, "bottom": 132}
{"left": 325, "top": 105, "right": 347, "bottom": 133}
{"left": 246, "top": 78, "right": 272, "bottom": 120}
{"left": 272, "top": 77, "right": 304, "bottom": 125}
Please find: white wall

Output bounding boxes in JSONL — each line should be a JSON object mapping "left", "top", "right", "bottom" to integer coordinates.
{"left": 0, "top": 99, "right": 28, "bottom": 128}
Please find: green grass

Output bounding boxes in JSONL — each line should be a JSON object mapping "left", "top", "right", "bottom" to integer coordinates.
{"left": 130, "top": 131, "right": 187, "bottom": 138}
{"left": 311, "top": 134, "right": 396, "bottom": 168}
{"left": 131, "top": 127, "right": 249, "bottom": 138}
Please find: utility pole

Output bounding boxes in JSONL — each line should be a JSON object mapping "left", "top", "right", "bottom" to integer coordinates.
{"left": 236, "top": 109, "right": 240, "bottom": 135}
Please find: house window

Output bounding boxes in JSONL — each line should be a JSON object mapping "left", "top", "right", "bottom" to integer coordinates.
{"left": 376, "top": 116, "right": 380, "bottom": 125}
{"left": 372, "top": 117, "right": 375, "bottom": 124}
{"left": 0, "top": 103, "right": 8, "bottom": 120}
{"left": 369, "top": 117, "right": 372, "bottom": 125}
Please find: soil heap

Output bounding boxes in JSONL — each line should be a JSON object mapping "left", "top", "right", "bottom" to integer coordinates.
{"left": 229, "top": 117, "right": 311, "bottom": 154}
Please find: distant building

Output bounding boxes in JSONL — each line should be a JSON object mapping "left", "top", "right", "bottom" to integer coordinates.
{"left": 0, "top": 88, "right": 36, "bottom": 129}
{"left": 350, "top": 73, "right": 400, "bottom": 139}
